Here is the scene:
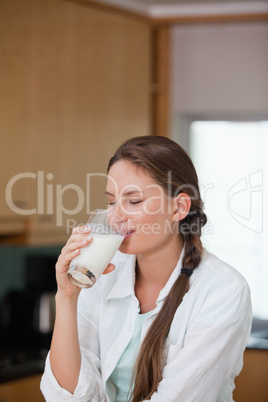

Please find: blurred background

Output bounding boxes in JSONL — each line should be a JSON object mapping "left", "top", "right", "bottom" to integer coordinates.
{"left": 0, "top": 0, "right": 267, "bottom": 400}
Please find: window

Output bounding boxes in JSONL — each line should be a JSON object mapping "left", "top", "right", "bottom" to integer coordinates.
{"left": 188, "top": 120, "right": 268, "bottom": 319}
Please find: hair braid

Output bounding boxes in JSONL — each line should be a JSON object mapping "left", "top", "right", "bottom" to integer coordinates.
{"left": 181, "top": 208, "right": 207, "bottom": 270}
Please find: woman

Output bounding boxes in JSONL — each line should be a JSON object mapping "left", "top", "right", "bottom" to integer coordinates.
{"left": 41, "top": 136, "right": 252, "bottom": 402}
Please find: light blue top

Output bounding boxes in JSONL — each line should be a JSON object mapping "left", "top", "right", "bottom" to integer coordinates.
{"left": 109, "top": 310, "right": 153, "bottom": 402}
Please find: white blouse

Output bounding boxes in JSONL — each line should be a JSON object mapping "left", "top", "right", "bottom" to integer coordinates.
{"left": 40, "top": 249, "right": 252, "bottom": 402}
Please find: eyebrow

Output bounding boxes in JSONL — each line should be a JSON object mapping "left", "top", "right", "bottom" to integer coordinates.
{"left": 105, "top": 190, "right": 144, "bottom": 197}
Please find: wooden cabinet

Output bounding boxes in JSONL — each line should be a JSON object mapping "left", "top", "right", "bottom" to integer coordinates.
{"left": 0, "top": 0, "right": 152, "bottom": 244}
{"left": 0, "top": 374, "right": 44, "bottom": 402}
{"left": 233, "top": 348, "right": 268, "bottom": 402}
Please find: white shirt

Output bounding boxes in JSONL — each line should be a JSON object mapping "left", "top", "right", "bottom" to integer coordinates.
{"left": 40, "top": 249, "right": 252, "bottom": 402}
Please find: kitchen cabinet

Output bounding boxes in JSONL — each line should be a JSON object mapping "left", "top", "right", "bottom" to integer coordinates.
{"left": 233, "top": 348, "right": 268, "bottom": 402}
{"left": 0, "top": 0, "right": 152, "bottom": 244}
{"left": 0, "top": 374, "right": 44, "bottom": 402}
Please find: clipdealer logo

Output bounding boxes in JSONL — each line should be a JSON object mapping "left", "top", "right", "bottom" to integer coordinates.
{"left": 10, "top": 170, "right": 263, "bottom": 236}
{"left": 227, "top": 170, "right": 263, "bottom": 233}
{"left": 5, "top": 171, "right": 216, "bottom": 232}
{"left": 5, "top": 171, "right": 109, "bottom": 226}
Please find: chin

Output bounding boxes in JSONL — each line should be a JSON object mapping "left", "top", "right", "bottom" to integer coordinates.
{"left": 119, "top": 238, "right": 139, "bottom": 255}
{"left": 119, "top": 243, "right": 134, "bottom": 255}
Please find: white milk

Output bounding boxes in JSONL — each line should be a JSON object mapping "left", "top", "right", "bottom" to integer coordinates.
{"left": 68, "top": 233, "right": 124, "bottom": 286}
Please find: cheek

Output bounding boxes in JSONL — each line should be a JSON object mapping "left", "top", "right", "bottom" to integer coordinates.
{"left": 137, "top": 214, "right": 173, "bottom": 240}
{"left": 142, "top": 198, "right": 163, "bottom": 216}
{"left": 119, "top": 216, "right": 176, "bottom": 255}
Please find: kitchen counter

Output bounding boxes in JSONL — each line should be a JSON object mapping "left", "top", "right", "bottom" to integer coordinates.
{"left": 247, "top": 317, "right": 268, "bottom": 350}
{"left": 0, "top": 348, "right": 46, "bottom": 384}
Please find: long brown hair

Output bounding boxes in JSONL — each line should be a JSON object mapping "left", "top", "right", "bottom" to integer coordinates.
{"left": 108, "top": 135, "right": 207, "bottom": 401}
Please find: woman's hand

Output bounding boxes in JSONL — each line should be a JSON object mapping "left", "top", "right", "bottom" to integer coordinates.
{"left": 55, "top": 225, "right": 115, "bottom": 299}
{"left": 55, "top": 225, "right": 91, "bottom": 298}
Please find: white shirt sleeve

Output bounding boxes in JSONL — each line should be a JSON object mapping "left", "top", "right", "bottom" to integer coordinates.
{"left": 146, "top": 284, "right": 252, "bottom": 402}
{"left": 40, "top": 350, "right": 105, "bottom": 402}
{"left": 40, "top": 288, "right": 109, "bottom": 402}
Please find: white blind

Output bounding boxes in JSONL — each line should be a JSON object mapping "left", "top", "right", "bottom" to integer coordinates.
{"left": 171, "top": 22, "right": 268, "bottom": 114}
{"left": 189, "top": 120, "right": 268, "bottom": 319}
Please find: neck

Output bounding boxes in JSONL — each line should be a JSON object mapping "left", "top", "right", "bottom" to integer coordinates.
{"left": 136, "top": 235, "right": 183, "bottom": 289}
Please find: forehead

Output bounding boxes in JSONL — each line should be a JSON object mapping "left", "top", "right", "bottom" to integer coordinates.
{"left": 106, "top": 160, "right": 156, "bottom": 193}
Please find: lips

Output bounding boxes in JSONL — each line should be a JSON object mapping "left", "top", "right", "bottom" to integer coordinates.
{"left": 124, "top": 230, "right": 135, "bottom": 239}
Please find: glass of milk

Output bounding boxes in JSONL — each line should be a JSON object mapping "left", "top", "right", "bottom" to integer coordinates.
{"left": 67, "top": 209, "right": 126, "bottom": 288}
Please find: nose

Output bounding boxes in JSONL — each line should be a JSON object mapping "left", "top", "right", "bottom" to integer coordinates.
{"left": 108, "top": 205, "right": 128, "bottom": 236}
{"left": 108, "top": 201, "right": 128, "bottom": 223}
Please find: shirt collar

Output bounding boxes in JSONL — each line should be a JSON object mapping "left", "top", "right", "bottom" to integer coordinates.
{"left": 106, "top": 247, "right": 185, "bottom": 302}
{"left": 106, "top": 254, "right": 136, "bottom": 301}
{"left": 157, "top": 247, "right": 184, "bottom": 302}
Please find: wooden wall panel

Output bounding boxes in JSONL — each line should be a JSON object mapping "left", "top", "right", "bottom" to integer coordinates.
{"left": 152, "top": 25, "right": 170, "bottom": 137}
{"left": 0, "top": 0, "right": 152, "bottom": 243}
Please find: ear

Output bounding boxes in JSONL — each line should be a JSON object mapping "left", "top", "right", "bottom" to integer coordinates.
{"left": 172, "top": 193, "right": 191, "bottom": 222}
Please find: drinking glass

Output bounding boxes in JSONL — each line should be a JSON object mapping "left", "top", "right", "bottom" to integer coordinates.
{"left": 67, "top": 209, "right": 126, "bottom": 288}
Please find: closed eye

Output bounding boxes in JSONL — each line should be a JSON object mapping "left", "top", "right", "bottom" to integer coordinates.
{"left": 107, "top": 200, "right": 142, "bottom": 208}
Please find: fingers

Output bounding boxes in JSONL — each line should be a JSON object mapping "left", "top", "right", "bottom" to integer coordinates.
{"left": 102, "top": 263, "right": 116, "bottom": 275}
{"left": 56, "top": 225, "right": 92, "bottom": 272}
{"left": 65, "top": 225, "right": 91, "bottom": 246}
{"left": 66, "top": 226, "right": 92, "bottom": 250}
{"left": 72, "top": 225, "right": 90, "bottom": 235}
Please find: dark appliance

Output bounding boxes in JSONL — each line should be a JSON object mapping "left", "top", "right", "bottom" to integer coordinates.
{"left": 0, "top": 253, "right": 58, "bottom": 382}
